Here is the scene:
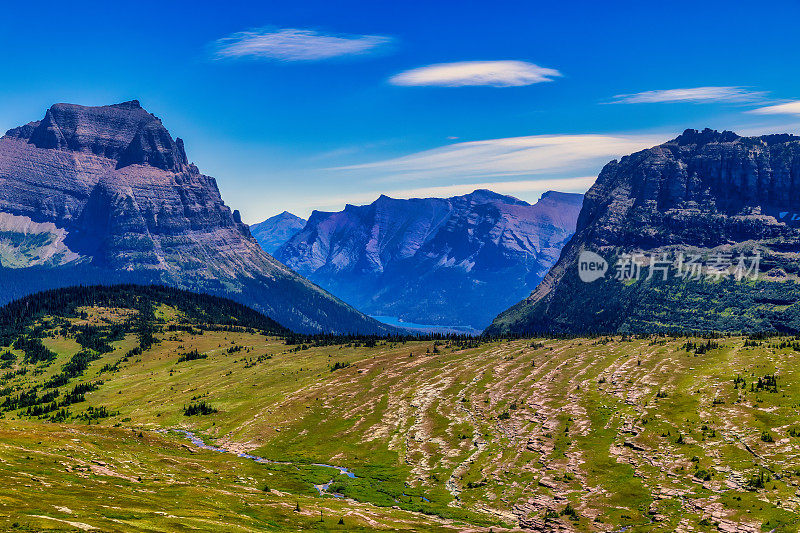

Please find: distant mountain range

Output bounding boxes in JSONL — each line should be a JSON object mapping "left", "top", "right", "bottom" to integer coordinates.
{"left": 0, "top": 101, "right": 392, "bottom": 334}
{"left": 270, "top": 189, "right": 582, "bottom": 329}
{"left": 250, "top": 211, "right": 306, "bottom": 253}
{"left": 487, "top": 129, "right": 800, "bottom": 335}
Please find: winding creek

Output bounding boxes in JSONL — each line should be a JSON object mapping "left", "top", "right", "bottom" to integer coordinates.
{"left": 166, "top": 429, "right": 357, "bottom": 497}
{"left": 165, "top": 429, "right": 429, "bottom": 503}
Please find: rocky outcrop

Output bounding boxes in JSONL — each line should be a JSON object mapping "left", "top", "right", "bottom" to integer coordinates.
{"left": 275, "top": 190, "right": 582, "bottom": 329}
{"left": 573, "top": 128, "right": 800, "bottom": 250}
{"left": 250, "top": 211, "right": 306, "bottom": 253}
{"left": 487, "top": 129, "right": 800, "bottom": 335}
{"left": 14, "top": 100, "right": 189, "bottom": 172}
{"left": 0, "top": 101, "right": 392, "bottom": 334}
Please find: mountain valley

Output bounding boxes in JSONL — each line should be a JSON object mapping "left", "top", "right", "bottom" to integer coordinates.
{"left": 273, "top": 190, "right": 582, "bottom": 329}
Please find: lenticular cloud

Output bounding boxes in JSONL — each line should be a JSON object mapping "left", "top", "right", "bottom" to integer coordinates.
{"left": 389, "top": 61, "right": 561, "bottom": 87}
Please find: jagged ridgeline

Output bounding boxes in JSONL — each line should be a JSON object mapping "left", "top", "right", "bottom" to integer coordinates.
{"left": 0, "top": 101, "right": 393, "bottom": 335}
{"left": 488, "top": 129, "right": 800, "bottom": 336}
{"left": 273, "top": 190, "right": 582, "bottom": 329}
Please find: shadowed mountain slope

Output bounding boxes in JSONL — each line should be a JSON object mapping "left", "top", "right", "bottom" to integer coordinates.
{"left": 488, "top": 129, "right": 800, "bottom": 335}
{"left": 0, "top": 101, "right": 392, "bottom": 334}
{"left": 251, "top": 211, "right": 306, "bottom": 254}
{"left": 275, "top": 190, "right": 582, "bottom": 329}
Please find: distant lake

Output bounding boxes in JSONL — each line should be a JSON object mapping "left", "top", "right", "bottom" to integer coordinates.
{"left": 371, "top": 315, "right": 481, "bottom": 336}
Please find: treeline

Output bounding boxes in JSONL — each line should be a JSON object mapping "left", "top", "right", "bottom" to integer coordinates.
{"left": 44, "top": 350, "right": 101, "bottom": 388}
{"left": 0, "top": 284, "right": 287, "bottom": 338}
{"left": 281, "top": 330, "right": 766, "bottom": 348}
{"left": 1, "top": 381, "right": 101, "bottom": 416}
{"left": 15, "top": 336, "right": 57, "bottom": 364}
{"left": 9, "top": 283, "right": 800, "bottom": 351}
{"left": 283, "top": 332, "right": 491, "bottom": 346}
{"left": 483, "top": 329, "right": 735, "bottom": 341}
{"left": 74, "top": 324, "right": 124, "bottom": 353}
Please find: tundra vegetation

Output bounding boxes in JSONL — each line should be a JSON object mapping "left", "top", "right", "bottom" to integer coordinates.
{"left": 1, "top": 288, "right": 800, "bottom": 531}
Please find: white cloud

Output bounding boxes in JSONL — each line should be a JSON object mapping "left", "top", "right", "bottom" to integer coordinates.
{"left": 389, "top": 61, "right": 561, "bottom": 87}
{"left": 748, "top": 100, "right": 800, "bottom": 116}
{"left": 612, "top": 86, "right": 765, "bottom": 104}
{"left": 212, "top": 28, "right": 391, "bottom": 61}
{"left": 330, "top": 133, "right": 664, "bottom": 183}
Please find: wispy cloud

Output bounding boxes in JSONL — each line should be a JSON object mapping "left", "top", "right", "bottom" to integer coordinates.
{"left": 748, "top": 100, "right": 800, "bottom": 116}
{"left": 611, "top": 86, "right": 766, "bottom": 104}
{"left": 212, "top": 28, "right": 391, "bottom": 61}
{"left": 389, "top": 61, "right": 561, "bottom": 87}
{"left": 330, "top": 133, "right": 664, "bottom": 183}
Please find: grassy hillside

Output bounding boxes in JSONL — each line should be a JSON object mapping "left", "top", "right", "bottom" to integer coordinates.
{"left": 2, "top": 289, "right": 800, "bottom": 530}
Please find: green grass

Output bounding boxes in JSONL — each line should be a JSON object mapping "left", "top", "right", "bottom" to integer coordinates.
{"left": 4, "top": 305, "right": 800, "bottom": 530}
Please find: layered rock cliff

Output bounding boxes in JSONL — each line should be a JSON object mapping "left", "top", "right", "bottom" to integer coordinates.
{"left": 275, "top": 190, "right": 582, "bottom": 329}
{"left": 487, "top": 129, "right": 800, "bottom": 335}
{"left": 0, "top": 101, "right": 392, "bottom": 334}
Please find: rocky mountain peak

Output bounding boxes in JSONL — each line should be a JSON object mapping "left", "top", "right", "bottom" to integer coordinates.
{"left": 0, "top": 101, "right": 391, "bottom": 335}
{"left": 467, "top": 189, "right": 530, "bottom": 206}
{"left": 539, "top": 190, "right": 584, "bottom": 204}
{"left": 110, "top": 99, "right": 143, "bottom": 109}
{"left": 275, "top": 190, "right": 582, "bottom": 328}
{"left": 4, "top": 101, "right": 187, "bottom": 172}
{"left": 670, "top": 128, "right": 740, "bottom": 146}
{"left": 488, "top": 129, "right": 800, "bottom": 336}
{"left": 250, "top": 211, "right": 307, "bottom": 254}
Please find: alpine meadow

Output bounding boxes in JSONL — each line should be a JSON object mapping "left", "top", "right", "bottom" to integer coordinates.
{"left": 2, "top": 1, "right": 800, "bottom": 532}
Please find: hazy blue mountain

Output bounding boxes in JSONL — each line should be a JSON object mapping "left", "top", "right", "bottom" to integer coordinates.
{"left": 275, "top": 189, "right": 583, "bottom": 329}
{"left": 0, "top": 100, "right": 393, "bottom": 335}
{"left": 251, "top": 211, "right": 306, "bottom": 253}
{"left": 488, "top": 129, "right": 800, "bottom": 335}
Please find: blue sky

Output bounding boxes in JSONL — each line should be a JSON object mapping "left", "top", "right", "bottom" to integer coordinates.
{"left": 1, "top": 0, "right": 800, "bottom": 221}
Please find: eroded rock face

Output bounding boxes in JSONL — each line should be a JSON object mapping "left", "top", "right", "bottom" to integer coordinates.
{"left": 0, "top": 101, "right": 391, "bottom": 334}
{"left": 275, "top": 190, "right": 583, "bottom": 329}
{"left": 11, "top": 100, "right": 188, "bottom": 171}
{"left": 576, "top": 128, "right": 800, "bottom": 250}
{"left": 487, "top": 129, "right": 800, "bottom": 335}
